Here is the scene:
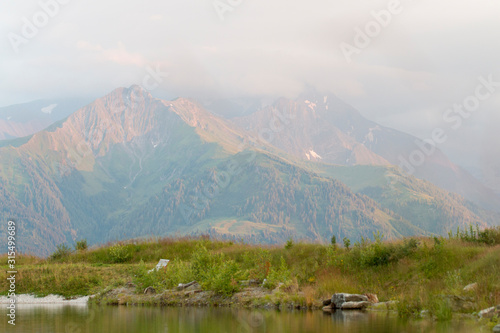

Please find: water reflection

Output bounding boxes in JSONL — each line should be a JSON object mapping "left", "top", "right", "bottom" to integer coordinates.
{"left": 0, "top": 305, "right": 481, "bottom": 333}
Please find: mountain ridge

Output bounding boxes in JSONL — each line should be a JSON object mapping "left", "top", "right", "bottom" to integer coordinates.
{"left": 230, "top": 90, "right": 500, "bottom": 211}
{"left": 0, "top": 86, "right": 497, "bottom": 256}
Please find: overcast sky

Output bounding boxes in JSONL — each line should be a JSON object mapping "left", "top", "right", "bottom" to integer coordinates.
{"left": 2, "top": 0, "right": 500, "bottom": 180}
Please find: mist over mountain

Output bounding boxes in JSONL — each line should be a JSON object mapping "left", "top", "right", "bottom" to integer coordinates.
{"left": 231, "top": 89, "right": 500, "bottom": 211}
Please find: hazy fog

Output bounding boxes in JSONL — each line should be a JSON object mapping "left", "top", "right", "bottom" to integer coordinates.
{"left": 2, "top": 0, "right": 500, "bottom": 183}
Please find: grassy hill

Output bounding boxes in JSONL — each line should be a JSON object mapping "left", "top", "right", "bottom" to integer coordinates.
{"left": 1, "top": 228, "right": 499, "bottom": 324}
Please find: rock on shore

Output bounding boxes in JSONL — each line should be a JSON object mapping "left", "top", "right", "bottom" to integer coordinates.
{"left": 322, "top": 293, "right": 377, "bottom": 311}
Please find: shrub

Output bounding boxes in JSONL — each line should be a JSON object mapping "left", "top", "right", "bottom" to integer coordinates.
{"left": 448, "top": 225, "right": 500, "bottom": 246}
{"left": 285, "top": 238, "right": 294, "bottom": 250}
{"left": 331, "top": 235, "right": 336, "bottom": 246}
{"left": 50, "top": 244, "right": 72, "bottom": 260}
{"left": 477, "top": 227, "right": 500, "bottom": 245}
{"left": 343, "top": 237, "right": 351, "bottom": 249}
{"left": 163, "top": 260, "right": 194, "bottom": 288}
{"left": 349, "top": 236, "right": 392, "bottom": 267}
{"left": 133, "top": 259, "right": 194, "bottom": 292}
{"left": 346, "top": 235, "right": 419, "bottom": 268}
{"left": 396, "top": 293, "right": 423, "bottom": 319}
{"left": 204, "top": 260, "right": 240, "bottom": 296}
{"left": 75, "top": 239, "right": 88, "bottom": 252}
{"left": 429, "top": 298, "right": 453, "bottom": 321}
{"left": 133, "top": 260, "right": 168, "bottom": 291}
{"left": 395, "top": 238, "right": 418, "bottom": 258}
{"left": 190, "top": 244, "right": 241, "bottom": 296}
{"left": 264, "top": 256, "right": 291, "bottom": 289}
{"left": 243, "top": 249, "right": 271, "bottom": 281}
{"left": 108, "top": 244, "right": 131, "bottom": 263}
{"left": 191, "top": 244, "right": 218, "bottom": 280}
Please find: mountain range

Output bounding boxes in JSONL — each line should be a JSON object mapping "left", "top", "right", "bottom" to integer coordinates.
{"left": 0, "top": 98, "right": 92, "bottom": 140}
{"left": 0, "top": 85, "right": 498, "bottom": 256}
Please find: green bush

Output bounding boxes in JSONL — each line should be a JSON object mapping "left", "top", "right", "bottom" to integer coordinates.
{"left": 164, "top": 260, "right": 194, "bottom": 288}
{"left": 75, "top": 239, "right": 88, "bottom": 251}
{"left": 330, "top": 235, "right": 336, "bottom": 246}
{"left": 391, "top": 238, "right": 418, "bottom": 260}
{"left": 448, "top": 225, "right": 500, "bottom": 246}
{"left": 191, "top": 244, "right": 219, "bottom": 280}
{"left": 429, "top": 298, "right": 453, "bottom": 321}
{"left": 285, "top": 238, "right": 294, "bottom": 250}
{"left": 50, "top": 244, "right": 72, "bottom": 260}
{"left": 396, "top": 294, "right": 423, "bottom": 319}
{"left": 242, "top": 249, "right": 271, "bottom": 281}
{"left": 190, "top": 244, "right": 241, "bottom": 296}
{"left": 264, "top": 256, "right": 291, "bottom": 289}
{"left": 133, "top": 260, "right": 168, "bottom": 291}
{"left": 343, "top": 237, "right": 351, "bottom": 249}
{"left": 204, "top": 260, "right": 240, "bottom": 296}
{"left": 135, "top": 259, "right": 195, "bottom": 291}
{"left": 347, "top": 235, "right": 419, "bottom": 268}
{"left": 108, "top": 244, "right": 131, "bottom": 263}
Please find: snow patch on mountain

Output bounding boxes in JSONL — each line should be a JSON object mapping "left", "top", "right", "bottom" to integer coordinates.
{"left": 364, "top": 126, "right": 381, "bottom": 143}
{"left": 304, "top": 100, "right": 316, "bottom": 111}
{"left": 41, "top": 104, "right": 58, "bottom": 115}
{"left": 309, "top": 150, "right": 322, "bottom": 159}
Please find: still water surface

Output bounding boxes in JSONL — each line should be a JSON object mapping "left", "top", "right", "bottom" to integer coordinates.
{"left": 1, "top": 304, "right": 482, "bottom": 333}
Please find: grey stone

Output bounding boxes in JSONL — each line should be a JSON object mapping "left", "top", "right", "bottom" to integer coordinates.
{"left": 240, "top": 279, "right": 260, "bottom": 287}
{"left": 463, "top": 283, "right": 478, "bottom": 292}
{"left": 177, "top": 281, "right": 198, "bottom": 291}
{"left": 185, "top": 283, "right": 201, "bottom": 291}
{"left": 493, "top": 324, "right": 500, "bottom": 333}
{"left": 478, "top": 306, "right": 496, "bottom": 318}
{"left": 341, "top": 301, "right": 372, "bottom": 310}
{"left": 331, "top": 293, "right": 369, "bottom": 309}
{"left": 322, "top": 305, "right": 333, "bottom": 312}
{"left": 420, "top": 310, "right": 430, "bottom": 318}
{"left": 144, "top": 286, "right": 156, "bottom": 295}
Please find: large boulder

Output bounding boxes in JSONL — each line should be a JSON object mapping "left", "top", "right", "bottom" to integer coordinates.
{"left": 341, "top": 301, "right": 372, "bottom": 310}
{"left": 479, "top": 306, "right": 496, "bottom": 318}
{"left": 331, "top": 293, "right": 370, "bottom": 309}
{"left": 322, "top": 305, "right": 333, "bottom": 312}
